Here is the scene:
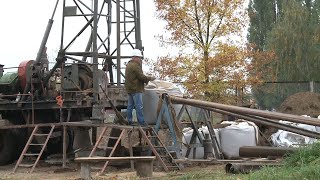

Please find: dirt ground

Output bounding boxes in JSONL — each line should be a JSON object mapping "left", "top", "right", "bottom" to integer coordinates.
{"left": 256, "top": 92, "right": 320, "bottom": 146}
{"left": 0, "top": 161, "right": 225, "bottom": 180}
{"left": 0, "top": 161, "right": 161, "bottom": 180}
{"left": 278, "top": 92, "right": 320, "bottom": 117}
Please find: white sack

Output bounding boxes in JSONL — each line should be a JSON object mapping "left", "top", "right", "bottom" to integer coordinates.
{"left": 219, "top": 121, "right": 258, "bottom": 159}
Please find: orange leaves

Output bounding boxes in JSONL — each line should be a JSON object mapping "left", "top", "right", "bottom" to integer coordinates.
{"left": 152, "top": 0, "right": 254, "bottom": 104}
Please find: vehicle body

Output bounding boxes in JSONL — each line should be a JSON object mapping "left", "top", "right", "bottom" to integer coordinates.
{"left": 0, "top": 0, "right": 142, "bottom": 165}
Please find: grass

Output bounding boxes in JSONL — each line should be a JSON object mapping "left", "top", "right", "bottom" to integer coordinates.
{"left": 151, "top": 165, "right": 230, "bottom": 180}
{"left": 156, "top": 142, "right": 320, "bottom": 180}
{"left": 245, "top": 142, "right": 320, "bottom": 180}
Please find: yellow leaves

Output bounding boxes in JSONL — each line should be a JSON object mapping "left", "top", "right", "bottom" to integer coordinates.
{"left": 150, "top": 42, "right": 253, "bottom": 104}
{"left": 152, "top": 0, "right": 253, "bottom": 104}
{"left": 155, "top": 0, "right": 248, "bottom": 48}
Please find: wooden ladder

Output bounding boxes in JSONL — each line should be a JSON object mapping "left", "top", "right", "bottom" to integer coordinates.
{"left": 138, "top": 126, "right": 180, "bottom": 171}
{"left": 89, "top": 127, "right": 126, "bottom": 175}
{"left": 13, "top": 125, "right": 55, "bottom": 173}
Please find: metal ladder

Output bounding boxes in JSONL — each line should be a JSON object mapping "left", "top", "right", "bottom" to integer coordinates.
{"left": 205, "top": 120, "right": 223, "bottom": 159}
{"left": 201, "top": 109, "right": 223, "bottom": 159}
{"left": 89, "top": 127, "right": 126, "bottom": 175}
{"left": 13, "top": 125, "right": 55, "bottom": 173}
{"left": 138, "top": 126, "right": 180, "bottom": 171}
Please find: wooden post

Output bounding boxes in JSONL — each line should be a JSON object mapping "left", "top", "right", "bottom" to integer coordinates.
{"left": 63, "top": 125, "right": 67, "bottom": 168}
{"left": 80, "top": 163, "right": 91, "bottom": 180}
{"left": 128, "top": 130, "right": 134, "bottom": 170}
{"left": 135, "top": 160, "right": 154, "bottom": 178}
{"left": 310, "top": 81, "right": 314, "bottom": 92}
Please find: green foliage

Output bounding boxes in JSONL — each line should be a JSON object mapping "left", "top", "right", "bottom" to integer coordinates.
{"left": 246, "top": 142, "right": 320, "bottom": 180}
{"left": 267, "top": 0, "right": 320, "bottom": 82}
{"left": 246, "top": 165, "right": 320, "bottom": 180}
{"left": 249, "top": 0, "right": 320, "bottom": 109}
{"left": 247, "top": 0, "right": 281, "bottom": 51}
{"left": 248, "top": 0, "right": 282, "bottom": 109}
{"left": 284, "top": 142, "right": 320, "bottom": 167}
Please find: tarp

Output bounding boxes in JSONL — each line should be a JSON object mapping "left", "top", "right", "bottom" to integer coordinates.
{"left": 270, "top": 115, "right": 319, "bottom": 147}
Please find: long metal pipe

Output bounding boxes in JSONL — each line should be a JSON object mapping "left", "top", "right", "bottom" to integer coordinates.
{"left": 239, "top": 146, "right": 296, "bottom": 158}
{"left": 135, "top": 0, "right": 142, "bottom": 49}
{"left": 197, "top": 106, "right": 320, "bottom": 139}
{"left": 116, "top": 0, "right": 121, "bottom": 86}
{"left": 169, "top": 96, "right": 320, "bottom": 127}
{"left": 92, "top": 0, "right": 99, "bottom": 102}
{"left": 225, "top": 162, "right": 281, "bottom": 174}
{"left": 35, "top": 0, "right": 59, "bottom": 64}
{"left": 21, "top": 0, "right": 60, "bottom": 101}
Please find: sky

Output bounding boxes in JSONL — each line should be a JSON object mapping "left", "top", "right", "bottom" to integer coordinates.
{"left": 0, "top": 0, "right": 166, "bottom": 71}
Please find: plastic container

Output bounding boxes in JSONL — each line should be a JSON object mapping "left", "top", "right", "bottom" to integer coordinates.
{"left": 143, "top": 80, "right": 183, "bottom": 125}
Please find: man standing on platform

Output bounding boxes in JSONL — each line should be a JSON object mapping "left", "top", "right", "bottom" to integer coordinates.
{"left": 125, "top": 49, "right": 155, "bottom": 126}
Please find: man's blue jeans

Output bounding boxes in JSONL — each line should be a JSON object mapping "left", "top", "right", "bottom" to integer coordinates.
{"left": 127, "top": 93, "right": 145, "bottom": 125}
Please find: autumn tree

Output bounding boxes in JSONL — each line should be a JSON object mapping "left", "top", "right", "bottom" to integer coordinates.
{"left": 151, "top": 0, "right": 249, "bottom": 104}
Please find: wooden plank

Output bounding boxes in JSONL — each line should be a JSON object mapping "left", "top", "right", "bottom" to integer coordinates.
{"left": 128, "top": 130, "right": 134, "bottom": 170}
{"left": 173, "top": 158, "right": 282, "bottom": 164}
{"left": 77, "top": 156, "right": 156, "bottom": 179}
{"left": 75, "top": 156, "right": 156, "bottom": 162}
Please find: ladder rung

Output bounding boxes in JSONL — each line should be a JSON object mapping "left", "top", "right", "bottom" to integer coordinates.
{"left": 24, "top": 153, "right": 40, "bottom": 156}
{"left": 18, "top": 164, "right": 34, "bottom": 167}
{"left": 166, "top": 165, "right": 179, "bottom": 168}
{"left": 34, "top": 133, "right": 49, "bottom": 136}
{"left": 167, "top": 166, "right": 180, "bottom": 169}
{"left": 99, "top": 146, "right": 114, "bottom": 149}
{"left": 29, "top": 143, "right": 45, "bottom": 146}
{"left": 14, "top": 125, "right": 55, "bottom": 173}
{"left": 108, "top": 137, "right": 119, "bottom": 140}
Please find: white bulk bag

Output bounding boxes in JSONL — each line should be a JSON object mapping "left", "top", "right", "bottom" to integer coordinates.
{"left": 219, "top": 121, "right": 258, "bottom": 159}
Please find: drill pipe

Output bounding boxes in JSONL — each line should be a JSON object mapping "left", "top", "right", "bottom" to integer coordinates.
{"left": 239, "top": 146, "right": 296, "bottom": 158}
{"left": 196, "top": 106, "right": 320, "bottom": 139}
{"left": 169, "top": 96, "right": 320, "bottom": 127}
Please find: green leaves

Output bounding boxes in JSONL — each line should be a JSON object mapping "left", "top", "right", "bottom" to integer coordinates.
{"left": 249, "top": 0, "right": 320, "bottom": 109}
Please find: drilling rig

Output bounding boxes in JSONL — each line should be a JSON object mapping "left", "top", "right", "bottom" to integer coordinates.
{"left": 0, "top": 0, "right": 143, "bottom": 165}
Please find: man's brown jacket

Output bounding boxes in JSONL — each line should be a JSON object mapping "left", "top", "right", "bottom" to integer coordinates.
{"left": 125, "top": 60, "right": 152, "bottom": 93}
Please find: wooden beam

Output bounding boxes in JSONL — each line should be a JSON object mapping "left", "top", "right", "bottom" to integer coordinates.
{"left": 75, "top": 156, "right": 156, "bottom": 162}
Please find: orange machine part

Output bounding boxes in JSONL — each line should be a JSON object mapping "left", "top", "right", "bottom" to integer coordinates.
{"left": 18, "top": 60, "right": 34, "bottom": 89}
